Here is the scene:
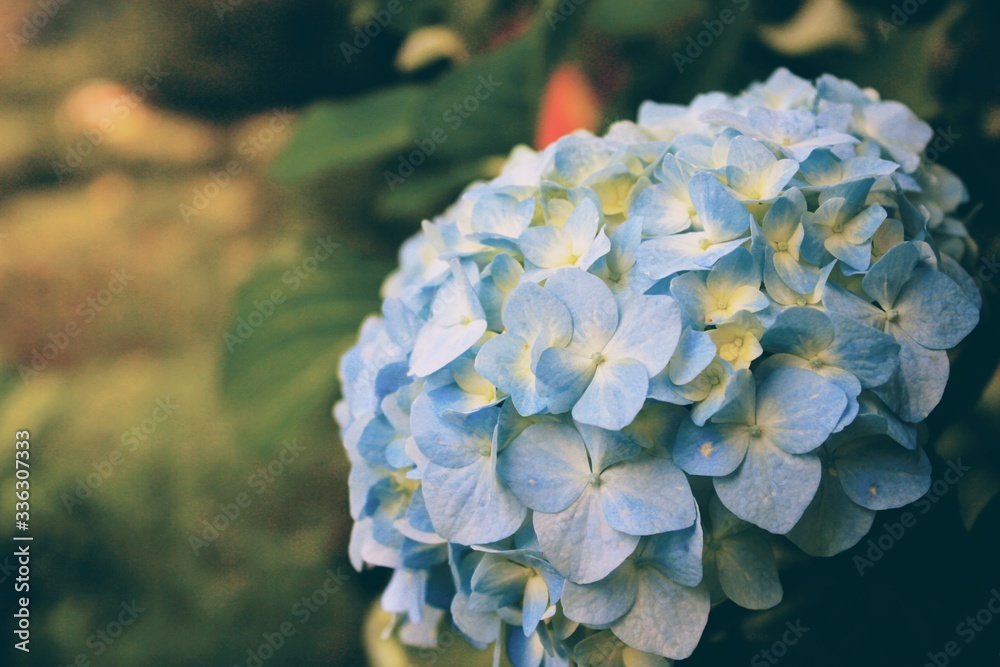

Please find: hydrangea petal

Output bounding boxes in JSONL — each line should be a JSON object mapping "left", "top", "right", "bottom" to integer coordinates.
{"left": 836, "top": 438, "right": 931, "bottom": 510}
{"left": 603, "top": 293, "right": 682, "bottom": 375}
{"left": 708, "top": 499, "right": 782, "bottom": 609}
{"left": 715, "top": 437, "right": 821, "bottom": 534}
{"left": 786, "top": 468, "right": 875, "bottom": 557}
{"left": 422, "top": 458, "right": 526, "bottom": 545}
{"left": 756, "top": 368, "right": 846, "bottom": 454}
{"left": 674, "top": 419, "right": 751, "bottom": 477}
{"left": 610, "top": 570, "right": 709, "bottom": 660}
{"left": 872, "top": 325, "right": 949, "bottom": 422}
{"left": 544, "top": 269, "right": 620, "bottom": 353}
{"left": 536, "top": 347, "right": 598, "bottom": 415}
{"left": 600, "top": 455, "right": 697, "bottom": 535}
{"left": 572, "top": 358, "right": 649, "bottom": 431}
{"left": 894, "top": 268, "right": 980, "bottom": 350}
{"left": 498, "top": 422, "right": 591, "bottom": 513}
{"left": 410, "top": 396, "right": 496, "bottom": 468}
{"left": 534, "top": 487, "right": 639, "bottom": 584}
{"left": 561, "top": 560, "right": 639, "bottom": 626}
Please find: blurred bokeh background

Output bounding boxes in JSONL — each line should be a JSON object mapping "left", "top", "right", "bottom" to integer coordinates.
{"left": 0, "top": 0, "right": 998, "bottom": 665}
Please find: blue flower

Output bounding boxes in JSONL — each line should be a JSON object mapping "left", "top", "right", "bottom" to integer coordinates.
{"left": 475, "top": 281, "right": 573, "bottom": 415}
{"left": 560, "top": 522, "right": 708, "bottom": 659}
{"left": 410, "top": 399, "right": 526, "bottom": 544}
{"left": 787, "top": 412, "right": 931, "bottom": 556}
{"left": 702, "top": 495, "right": 782, "bottom": 609}
{"left": 801, "top": 177, "right": 887, "bottom": 273}
{"left": 636, "top": 171, "right": 753, "bottom": 279}
{"left": 723, "top": 134, "right": 799, "bottom": 202}
{"left": 498, "top": 420, "right": 696, "bottom": 583}
{"left": 337, "top": 69, "right": 982, "bottom": 665}
{"left": 673, "top": 368, "right": 847, "bottom": 533}
{"left": 519, "top": 197, "right": 611, "bottom": 279}
{"left": 409, "top": 260, "right": 489, "bottom": 378}
{"left": 670, "top": 247, "right": 768, "bottom": 327}
{"left": 533, "top": 269, "right": 682, "bottom": 430}
{"left": 468, "top": 549, "right": 564, "bottom": 637}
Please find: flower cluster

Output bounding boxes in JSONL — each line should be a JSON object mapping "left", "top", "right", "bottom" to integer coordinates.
{"left": 335, "top": 68, "right": 980, "bottom": 665}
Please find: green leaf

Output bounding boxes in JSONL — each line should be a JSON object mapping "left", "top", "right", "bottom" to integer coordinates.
{"left": 411, "top": 25, "right": 547, "bottom": 161}
{"left": 584, "top": 0, "right": 706, "bottom": 36}
{"left": 271, "top": 85, "right": 427, "bottom": 185}
{"left": 220, "top": 242, "right": 390, "bottom": 452}
{"left": 375, "top": 158, "right": 496, "bottom": 222}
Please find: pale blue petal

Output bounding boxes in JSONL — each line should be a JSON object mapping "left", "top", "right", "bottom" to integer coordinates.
{"left": 470, "top": 554, "right": 531, "bottom": 611}
{"left": 674, "top": 418, "right": 750, "bottom": 477}
{"left": 635, "top": 233, "right": 718, "bottom": 280}
{"left": 629, "top": 182, "right": 694, "bottom": 237}
{"left": 410, "top": 395, "right": 496, "bottom": 468}
{"left": 603, "top": 292, "right": 682, "bottom": 375}
{"left": 836, "top": 438, "right": 931, "bottom": 510}
{"left": 824, "top": 234, "right": 872, "bottom": 272}
{"left": 756, "top": 368, "right": 846, "bottom": 454}
{"left": 759, "top": 306, "right": 834, "bottom": 358}
{"left": 707, "top": 497, "right": 782, "bottom": 609}
{"left": 561, "top": 561, "right": 639, "bottom": 626}
{"left": 404, "top": 487, "right": 438, "bottom": 536}
{"left": 824, "top": 314, "right": 900, "bottom": 388}
{"left": 578, "top": 423, "right": 642, "bottom": 473}
{"left": 357, "top": 414, "right": 398, "bottom": 467}
{"left": 861, "top": 241, "right": 921, "bottom": 309}
{"left": 497, "top": 422, "right": 590, "bottom": 513}
{"left": 522, "top": 575, "right": 551, "bottom": 637}
{"left": 872, "top": 325, "right": 949, "bottom": 422}
{"left": 563, "top": 198, "right": 602, "bottom": 248}
{"left": 646, "top": 519, "right": 704, "bottom": 587}
{"left": 534, "top": 487, "right": 639, "bottom": 584}
{"left": 410, "top": 319, "right": 488, "bottom": 378}
{"left": 623, "top": 402, "right": 687, "bottom": 454}
{"left": 773, "top": 252, "right": 819, "bottom": 295}
{"left": 821, "top": 282, "right": 885, "bottom": 329}
{"left": 667, "top": 329, "right": 717, "bottom": 386}
{"left": 428, "top": 382, "right": 502, "bottom": 415}
{"left": 689, "top": 171, "right": 753, "bottom": 242}
{"left": 476, "top": 333, "right": 547, "bottom": 415}
{"left": 479, "top": 254, "right": 525, "bottom": 331}
{"left": 536, "top": 346, "right": 597, "bottom": 414}
{"left": 451, "top": 591, "right": 501, "bottom": 648}
{"left": 600, "top": 455, "right": 697, "bottom": 535}
{"left": 573, "top": 358, "right": 649, "bottom": 430}
{"left": 520, "top": 226, "right": 572, "bottom": 269}
{"left": 939, "top": 254, "right": 983, "bottom": 310}
{"left": 761, "top": 187, "right": 807, "bottom": 241}
{"left": 705, "top": 247, "right": 761, "bottom": 299}
{"left": 688, "top": 360, "right": 737, "bottom": 426}
{"left": 610, "top": 571, "right": 709, "bottom": 660}
{"left": 668, "top": 271, "right": 713, "bottom": 326}
{"left": 577, "top": 227, "right": 613, "bottom": 271}
{"left": 607, "top": 216, "right": 642, "bottom": 275}
{"left": 507, "top": 625, "right": 546, "bottom": 667}
{"left": 894, "top": 268, "right": 980, "bottom": 349}
{"left": 470, "top": 192, "right": 532, "bottom": 237}
{"left": 710, "top": 368, "right": 756, "bottom": 426}
{"left": 786, "top": 468, "right": 875, "bottom": 557}
{"left": 858, "top": 393, "right": 918, "bottom": 449}
{"left": 715, "top": 439, "right": 821, "bottom": 534}
{"left": 422, "top": 459, "right": 526, "bottom": 545}
{"left": 544, "top": 268, "right": 620, "bottom": 353}
{"left": 410, "top": 261, "right": 488, "bottom": 377}
{"left": 504, "top": 281, "right": 575, "bottom": 342}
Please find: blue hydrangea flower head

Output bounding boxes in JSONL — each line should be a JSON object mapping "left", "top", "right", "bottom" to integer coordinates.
{"left": 336, "top": 68, "right": 980, "bottom": 664}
